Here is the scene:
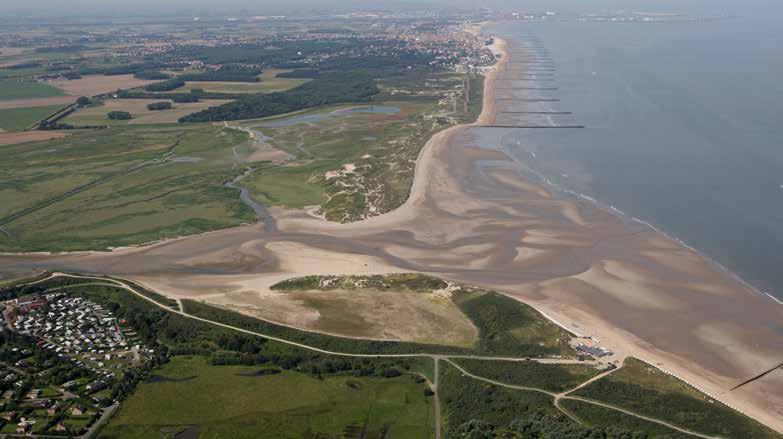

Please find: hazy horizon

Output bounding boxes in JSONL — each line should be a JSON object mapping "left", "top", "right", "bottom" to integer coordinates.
{"left": 4, "top": 0, "right": 781, "bottom": 19}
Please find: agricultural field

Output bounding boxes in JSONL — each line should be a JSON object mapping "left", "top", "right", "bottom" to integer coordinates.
{"left": 572, "top": 357, "right": 780, "bottom": 438}
{"left": 0, "top": 78, "right": 65, "bottom": 100}
{"left": 0, "top": 104, "right": 64, "bottom": 131}
{"left": 0, "top": 130, "right": 69, "bottom": 146}
{"left": 49, "top": 74, "right": 156, "bottom": 96}
{"left": 63, "top": 99, "right": 232, "bottom": 126}
{"left": 0, "top": 124, "right": 256, "bottom": 252}
{"left": 99, "top": 356, "right": 436, "bottom": 439}
{"left": 0, "top": 65, "right": 46, "bottom": 79}
{"left": 158, "top": 69, "right": 310, "bottom": 95}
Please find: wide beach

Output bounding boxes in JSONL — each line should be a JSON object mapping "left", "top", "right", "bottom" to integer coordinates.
{"left": 1, "top": 29, "right": 782, "bottom": 432}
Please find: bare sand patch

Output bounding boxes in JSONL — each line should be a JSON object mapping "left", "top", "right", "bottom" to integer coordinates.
{"left": 385, "top": 243, "right": 496, "bottom": 269}
{"left": 487, "top": 168, "right": 551, "bottom": 198}
{"left": 48, "top": 74, "right": 156, "bottom": 96}
{"left": 0, "top": 131, "right": 68, "bottom": 146}
{"left": 521, "top": 228, "right": 593, "bottom": 247}
{"left": 513, "top": 246, "right": 554, "bottom": 264}
{"left": 572, "top": 261, "right": 681, "bottom": 311}
{"left": 208, "top": 288, "right": 478, "bottom": 347}
{"left": 245, "top": 147, "right": 291, "bottom": 163}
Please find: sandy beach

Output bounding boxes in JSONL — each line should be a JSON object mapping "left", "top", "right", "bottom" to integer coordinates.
{"left": 1, "top": 31, "right": 781, "bottom": 432}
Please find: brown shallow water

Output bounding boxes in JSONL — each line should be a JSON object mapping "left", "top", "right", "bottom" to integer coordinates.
{"left": 1, "top": 41, "right": 782, "bottom": 431}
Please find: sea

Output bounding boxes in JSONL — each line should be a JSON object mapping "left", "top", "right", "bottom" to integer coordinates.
{"left": 487, "top": 2, "right": 783, "bottom": 302}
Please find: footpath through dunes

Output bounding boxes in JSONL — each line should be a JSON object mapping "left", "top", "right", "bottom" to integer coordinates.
{"left": 0, "top": 34, "right": 782, "bottom": 433}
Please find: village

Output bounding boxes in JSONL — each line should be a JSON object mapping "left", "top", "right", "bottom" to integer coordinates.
{"left": 0, "top": 292, "right": 152, "bottom": 436}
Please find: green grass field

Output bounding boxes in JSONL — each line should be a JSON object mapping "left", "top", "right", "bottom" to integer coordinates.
{"left": 99, "top": 356, "right": 436, "bottom": 439}
{"left": 170, "top": 68, "right": 311, "bottom": 95}
{"left": 573, "top": 358, "right": 780, "bottom": 438}
{"left": 237, "top": 71, "right": 482, "bottom": 223}
{"left": 0, "top": 65, "right": 47, "bottom": 79}
{"left": 0, "top": 104, "right": 65, "bottom": 131}
{"left": 239, "top": 100, "right": 443, "bottom": 221}
{"left": 452, "top": 289, "right": 575, "bottom": 358}
{"left": 0, "top": 78, "right": 65, "bottom": 100}
{"left": 62, "top": 99, "right": 232, "bottom": 127}
{"left": 0, "top": 124, "right": 255, "bottom": 251}
{"left": 559, "top": 399, "right": 690, "bottom": 438}
{"left": 438, "top": 360, "right": 560, "bottom": 436}
{"left": 183, "top": 283, "right": 577, "bottom": 358}
{"left": 452, "top": 359, "right": 601, "bottom": 393}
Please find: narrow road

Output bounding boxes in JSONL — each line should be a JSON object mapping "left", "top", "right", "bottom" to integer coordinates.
{"left": 433, "top": 357, "right": 441, "bottom": 439}
{"left": 444, "top": 358, "right": 716, "bottom": 439}
{"left": 27, "top": 273, "right": 721, "bottom": 439}
{"left": 558, "top": 363, "right": 623, "bottom": 396}
{"left": 563, "top": 396, "right": 717, "bottom": 439}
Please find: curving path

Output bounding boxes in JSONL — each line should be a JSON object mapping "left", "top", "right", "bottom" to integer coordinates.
{"left": 18, "top": 273, "right": 724, "bottom": 439}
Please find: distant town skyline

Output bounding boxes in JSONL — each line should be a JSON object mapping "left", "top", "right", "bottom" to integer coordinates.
{"left": 3, "top": 0, "right": 775, "bottom": 18}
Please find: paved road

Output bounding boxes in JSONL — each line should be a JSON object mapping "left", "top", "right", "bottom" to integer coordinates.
{"left": 433, "top": 357, "right": 441, "bottom": 439}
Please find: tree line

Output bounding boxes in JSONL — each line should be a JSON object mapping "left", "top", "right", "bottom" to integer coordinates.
{"left": 178, "top": 72, "right": 379, "bottom": 122}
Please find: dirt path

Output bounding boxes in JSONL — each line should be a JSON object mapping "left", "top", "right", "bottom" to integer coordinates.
{"left": 559, "top": 363, "right": 623, "bottom": 396}
{"left": 25, "top": 273, "right": 727, "bottom": 439}
{"left": 444, "top": 358, "right": 714, "bottom": 439}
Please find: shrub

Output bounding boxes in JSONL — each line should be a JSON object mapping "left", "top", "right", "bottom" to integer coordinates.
{"left": 134, "top": 70, "right": 171, "bottom": 80}
{"left": 145, "top": 79, "right": 185, "bottom": 92}
{"left": 147, "top": 101, "right": 173, "bottom": 111}
{"left": 107, "top": 111, "right": 132, "bottom": 120}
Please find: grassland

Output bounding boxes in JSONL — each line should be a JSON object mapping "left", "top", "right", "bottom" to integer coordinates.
{"left": 0, "top": 104, "right": 64, "bottom": 131}
{"left": 438, "top": 360, "right": 560, "bottom": 436}
{"left": 100, "top": 356, "right": 435, "bottom": 439}
{"left": 0, "top": 78, "right": 65, "bottom": 100}
{"left": 0, "top": 124, "right": 255, "bottom": 252}
{"left": 185, "top": 275, "right": 575, "bottom": 358}
{"left": 452, "top": 359, "right": 602, "bottom": 393}
{"left": 223, "top": 274, "right": 476, "bottom": 347}
{"left": 10, "top": 276, "right": 776, "bottom": 439}
{"left": 168, "top": 68, "right": 311, "bottom": 95}
{"left": 0, "top": 65, "right": 47, "bottom": 79}
{"left": 559, "top": 399, "right": 690, "bottom": 438}
{"left": 50, "top": 74, "right": 155, "bottom": 96}
{"left": 573, "top": 357, "right": 780, "bottom": 438}
{"left": 62, "top": 99, "right": 232, "bottom": 126}
{"left": 2, "top": 278, "right": 436, "bottom": 438}
{"left": 238, "top": 71, "right": 481, "bottom": 222}
{"left": 452, "top": 288, "right": 575, "bottom": 358}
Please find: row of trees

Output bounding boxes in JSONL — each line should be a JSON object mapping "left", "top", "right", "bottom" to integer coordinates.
{"left": 179, "top": 72, "right": 379, "bottom": 122}
{"left": 144, "top": 78, "right": 185, "bottom": 92}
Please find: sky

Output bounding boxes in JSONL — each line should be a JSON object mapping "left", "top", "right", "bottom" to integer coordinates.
{"left": 2, "top": 0, "right": 779, "bottom": 18}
